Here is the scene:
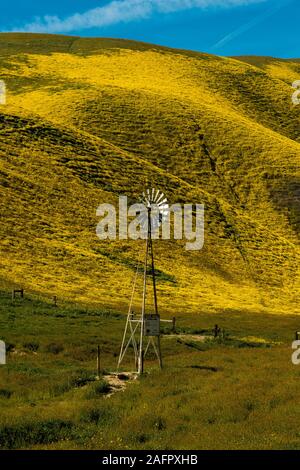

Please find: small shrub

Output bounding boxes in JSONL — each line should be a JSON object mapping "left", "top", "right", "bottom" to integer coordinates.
{"left": 154, "top": 417, "right": 166, "bottom": 431}
{"left": 71, "top": 370, "right": 95, "bottom": 388}
{"left": 45, "top": 343, "right": 64, "bottom": 355}
{"left": 131, "top": 432, "right": 149, "bottom": 444}
{"left": 207, "top": 416, "right": 216, "bottom": 425}
{"left": 0, "top": 419, "right": 73, "bottom": 449}
{"left": 23, "top": 341, "right": 39, "bottom": 352}
{"left": 51, "top": 381, "right": 72, "bottom": 397}
{"left": 0, "top": 389, "right": 12, "bottom": 399}
{"left": 244, "top": 400, "right": 256, "bottom": 413}
{"left": 86, "top": 380, "right": 111, "bottom": 398}
{"left": 93, "top": 380, "right": 111, "bottom": 395}
{"left": 80, "top": 406, "right": 114, "bottom": 425}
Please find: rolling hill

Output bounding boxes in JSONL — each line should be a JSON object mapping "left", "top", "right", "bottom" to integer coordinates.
{"left": 0, "top": 33, "right": 299, "bottom": 315}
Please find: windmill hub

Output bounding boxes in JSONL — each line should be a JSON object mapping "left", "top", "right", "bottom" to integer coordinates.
{"left": 137, "top": 188, "right": 169, "bottom": 236}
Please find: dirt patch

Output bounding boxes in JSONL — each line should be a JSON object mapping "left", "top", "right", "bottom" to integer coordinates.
{"left": 11, "top": 349, "right": 38, "bottom": 356}
{"left": 103, "top": 372, "right": 138, "bottom": 398}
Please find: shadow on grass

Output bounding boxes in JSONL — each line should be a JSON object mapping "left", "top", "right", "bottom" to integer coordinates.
{"left": 189, "top": 365, "right": 219, "bottom": 372}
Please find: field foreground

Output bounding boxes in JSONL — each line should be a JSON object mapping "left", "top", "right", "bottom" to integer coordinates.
{"left": 0, "top": 291, "right": 300, "bottom": 450}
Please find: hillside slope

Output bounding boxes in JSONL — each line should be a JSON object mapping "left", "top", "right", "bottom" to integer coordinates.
{"left": 0, "top": 33, "right": 299, "bottom": 314}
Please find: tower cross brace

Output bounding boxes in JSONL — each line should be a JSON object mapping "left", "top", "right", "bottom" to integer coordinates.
{"left": 118, "top": 208, "right": 162, "bottom": 374}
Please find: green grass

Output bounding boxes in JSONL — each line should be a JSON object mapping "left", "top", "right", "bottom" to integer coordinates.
{"left": 0, "top": 291, "right": 300, "bottom": 450}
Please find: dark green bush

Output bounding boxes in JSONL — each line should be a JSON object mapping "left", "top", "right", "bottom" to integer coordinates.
{"left": 71, "top": 370, "right": 95, "bottom": 388}
{"left": 45, "top": 343, "right": 64, "bottom": 354}
{"left": 0, "top": 389, "right": 12, "bottom": 399}
{"left": 0, "top": 419, "right": 73, "bottom": 449}
{"left": 86, "top": 380, "right": 111, "bottom": 398}
{"left": 80, "top": 406, "right": 114, "bottom": 425}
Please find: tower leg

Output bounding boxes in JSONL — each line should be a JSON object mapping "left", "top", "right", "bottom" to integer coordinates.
{"left": 120, "top": 206, "right": 163, "bottom": 374}
{"left": 138, "top": 220, "right": 149, "bottom": 375}
{"left": 157, "top": 336, "right": 163, "bottom": 369}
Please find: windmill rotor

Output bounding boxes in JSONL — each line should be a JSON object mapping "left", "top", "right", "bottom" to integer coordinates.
{"left": 137, "top": 188, "right": 169, "bottom": 234}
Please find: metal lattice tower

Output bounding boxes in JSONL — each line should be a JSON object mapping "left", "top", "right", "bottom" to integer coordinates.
{"left": 118, "top": 190, "right": 168, "bottom": 374}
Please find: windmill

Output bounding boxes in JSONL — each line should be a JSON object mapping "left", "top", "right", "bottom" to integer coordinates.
{"left": 117, "top": 189, "right": 169, "bottom": 375}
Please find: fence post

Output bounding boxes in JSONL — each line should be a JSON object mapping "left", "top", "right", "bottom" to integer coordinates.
{"left": 97, "top": 345, "right": 101, "bottom": 379}
{"left": 12, "top": 289, "right": 24, "bottom": 300}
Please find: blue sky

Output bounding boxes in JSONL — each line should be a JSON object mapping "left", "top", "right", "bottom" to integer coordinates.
{"left": 0, "top": 0, "right": 298, "bottom": 57}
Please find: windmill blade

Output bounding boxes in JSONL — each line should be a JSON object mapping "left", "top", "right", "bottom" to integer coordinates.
{"left": 156, "top": 192, "right": 165, "bottom": 205}
{"left": 139, "top": 188, "right": 169, "bottom": 231}
{"left": 157, "top": 198, "right": 168, "bottom": 207}
{"left": 154, "top": 189, "right": 160, "bottom": 202}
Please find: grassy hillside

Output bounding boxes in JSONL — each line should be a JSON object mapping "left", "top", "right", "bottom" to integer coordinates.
{"left": 0, "top": 33, "right": 300, "bottom": 451}
{"left": 0, "top": 33, "right": 299, "bottom": 315}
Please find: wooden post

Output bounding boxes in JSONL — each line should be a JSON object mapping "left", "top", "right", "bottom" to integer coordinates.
{"left": 12, "top": 289, "right": 24, "bottom": 300}
{"left": 172, "top": 317, "right": 176, "bottom": 333}
{"left": 97, "top": 345, "right": 101, "bottom": 378}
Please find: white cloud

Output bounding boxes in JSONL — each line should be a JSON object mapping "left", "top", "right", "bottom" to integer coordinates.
{"left": 11, "top": 0, "right": 267, "bottom": 34}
